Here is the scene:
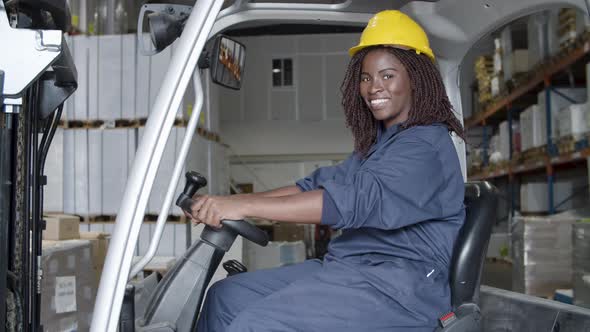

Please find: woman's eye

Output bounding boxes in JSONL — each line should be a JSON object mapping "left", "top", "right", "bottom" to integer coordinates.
{"left": 361, "top": 76, "right": 370, "bottom": 82}
{"left": 383, "top": 74, "right": 394, "bottom": 80}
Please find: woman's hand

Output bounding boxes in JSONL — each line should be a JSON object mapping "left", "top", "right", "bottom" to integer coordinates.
{"left": 188, "top": 195, "right": 248, "bottom": 228}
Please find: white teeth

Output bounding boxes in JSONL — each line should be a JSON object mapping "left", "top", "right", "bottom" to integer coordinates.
{"left": 370, "top": 99, "right": 388, "bottom": 106}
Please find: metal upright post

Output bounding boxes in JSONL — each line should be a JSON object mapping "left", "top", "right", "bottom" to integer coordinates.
{"left": 507, "top": 106, "right": 515, "bottom": 217}
{"left": 0, "top": 69, "right": 7, "bottom": 332}
{"left": 544, "top": 78, "right": 555, "bottom": 214}
{"left": 90, "top": 0, "right": 224, "bottom": 330}
{"left": 483, "top": 121, "right": 489, "bottom": 167}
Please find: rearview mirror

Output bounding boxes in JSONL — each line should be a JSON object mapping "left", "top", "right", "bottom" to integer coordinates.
{"left": 137, "top": 2, "right": 192, "bottom": 56}
{"left": 210, "top": 36, "right": 246, "bottom": 90}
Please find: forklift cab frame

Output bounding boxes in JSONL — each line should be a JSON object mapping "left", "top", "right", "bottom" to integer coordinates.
{"left": 1, "top": 0, "right": 590, "bottom": 331}
{"left": 90, "top": 0, "right": 590, "bottom": 330}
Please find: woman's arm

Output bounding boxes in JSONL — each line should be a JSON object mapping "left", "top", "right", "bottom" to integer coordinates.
{"left": 240, "top": 185, "right": 302, "bottom": 198}
{"left": 189, "top": 190, "right": 323, "bottom": 228}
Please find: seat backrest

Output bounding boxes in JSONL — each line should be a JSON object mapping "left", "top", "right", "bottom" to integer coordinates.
{"left": 450, "top": 181, "right": 498, "bottom": 308}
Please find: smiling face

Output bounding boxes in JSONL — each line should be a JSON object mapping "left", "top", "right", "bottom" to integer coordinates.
{"left": 360, "top": 48, "right": 412, "bottom": 128}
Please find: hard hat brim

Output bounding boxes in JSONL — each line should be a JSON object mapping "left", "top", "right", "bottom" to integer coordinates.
{"left": 348, "top": 43, "right": 435, "bottom": 61}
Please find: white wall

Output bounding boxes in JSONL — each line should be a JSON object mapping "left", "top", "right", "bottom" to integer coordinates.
{"left": 220, "top": 33, "right": 359, "bottom": 157}
{"left": 218, "top": 33, "right": 359, "bottom": 191}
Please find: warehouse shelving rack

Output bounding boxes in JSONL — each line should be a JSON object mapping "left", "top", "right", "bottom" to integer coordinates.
{"left": 466, "top": 33, "right": 590, "bottom": 215}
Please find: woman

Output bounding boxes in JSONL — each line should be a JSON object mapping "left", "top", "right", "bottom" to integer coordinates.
{"left": 193, "top": 10, "right": 465, "bottom": 332}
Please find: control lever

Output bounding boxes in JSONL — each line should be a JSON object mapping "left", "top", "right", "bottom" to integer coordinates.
{"left": 175, "top": 171, "right": 207, "bottom": 212}
{"left": 176, "top": 171, "right": 269, "bottom": 246}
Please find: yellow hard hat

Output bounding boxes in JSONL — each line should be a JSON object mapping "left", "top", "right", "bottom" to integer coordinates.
{"left": 349, "top": 10, "right": 435, "bottom": 61}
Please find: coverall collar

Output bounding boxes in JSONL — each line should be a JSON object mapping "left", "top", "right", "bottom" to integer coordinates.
{"left": 366, "top": 122, "right": 404, "bottom": 158}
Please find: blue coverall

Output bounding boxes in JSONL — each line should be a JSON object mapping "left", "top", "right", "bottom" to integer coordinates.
{"left": 196, "top": 123, "right": 466, "bottom": 331}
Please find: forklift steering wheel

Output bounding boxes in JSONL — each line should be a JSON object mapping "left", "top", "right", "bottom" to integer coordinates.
{"left": 176, "top": 171, "right": 269, "bottom": 247}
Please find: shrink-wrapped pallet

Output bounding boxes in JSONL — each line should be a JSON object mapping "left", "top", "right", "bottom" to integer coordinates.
{"left": 41, "top": 240, "right": 96, "bottom": 332}
{"left": 511, "top": 214, "right": 575, "bottom": 297}
{"left": 573, "top": 221, "right": 590, "bottom": 308}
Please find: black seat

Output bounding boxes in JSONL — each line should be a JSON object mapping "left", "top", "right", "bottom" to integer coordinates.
{"left": 436, "top": 181, "right": 498, "bottom": 332}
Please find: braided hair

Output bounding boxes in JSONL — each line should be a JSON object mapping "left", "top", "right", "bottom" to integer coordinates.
{"left": 341, "top": 46, "right": 465, "bottom": 157}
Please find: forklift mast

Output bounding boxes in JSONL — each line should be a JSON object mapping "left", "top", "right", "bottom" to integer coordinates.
{"left": 0, "top": 1, "right": 77, "bottom": 330}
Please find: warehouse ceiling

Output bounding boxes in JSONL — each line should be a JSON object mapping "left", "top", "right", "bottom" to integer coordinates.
{"left": 225, "top": 23, "right": 363, "bottom": 36}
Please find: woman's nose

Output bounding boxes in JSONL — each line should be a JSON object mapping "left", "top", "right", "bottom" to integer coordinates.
{"left": 370, "top": 79, "right": 384, "bottom": 94}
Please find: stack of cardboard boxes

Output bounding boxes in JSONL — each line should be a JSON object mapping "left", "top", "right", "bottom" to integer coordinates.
{"left": 42, "top": 214, "right": 110, "bottom": 331}
{"left": 475, "top": 55, "right": 494, "bottom": 106}
{"left": 557, "top": 8, "right": 587, "bottom": 49}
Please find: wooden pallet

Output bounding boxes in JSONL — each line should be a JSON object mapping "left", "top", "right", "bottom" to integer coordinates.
{"left": 59, "top": 118, "right": 145, "bottom": 129}
{"left": 468, "top": 165, "right": 483, "bottom": 175}
{"left": 62, "top": 119, "right": 105, "bottom": 129}
{"left": 77, "top": 214, "right": 188, "bottom": 223}
{"left": 144, "top": 214, "right": 188, "bottom": 223}
{"left": 522, "top": 146, "right": 546, "bottom": 161}
{"left": 487, "top": 160, "right": 509, "bottom": 172}
{"left": 511, "top": 152, "right": 524, "bottom": 164}
{"left": 82, "top": 214, "right": 117, "bottom": 222}
{"left": 556, "top": 135, "right": 576, "bottom": 155}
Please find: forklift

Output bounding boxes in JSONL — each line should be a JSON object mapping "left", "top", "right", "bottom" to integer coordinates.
{"left": 0, "top": 1, "right": 77, "bottom": 331}
{"left": 2, "top": 0, "right": 590, "bottom": 331}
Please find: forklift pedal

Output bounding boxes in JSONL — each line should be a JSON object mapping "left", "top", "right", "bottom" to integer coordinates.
{"left": 222, "top": 260, "right": 247, "bottom": 276}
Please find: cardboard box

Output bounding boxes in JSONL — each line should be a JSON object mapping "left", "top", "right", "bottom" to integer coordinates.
{"left": 509, "top": 49, "right": 530, "bottom": 77}
{"left": 273, "top": 223, "right": 306, "bottom": 242}
{"left": 79, "top": 232, "right": 110, "bottom": 279}
{"left": 44, "top": 214, "right": 80, "bottom": 241}
{"left": 80, "top": 230, "right": 112, "bottom": 287}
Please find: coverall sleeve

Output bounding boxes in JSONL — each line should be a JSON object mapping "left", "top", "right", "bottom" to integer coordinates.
{"left": 320, "top": 135, "right": 445, "bottom": 230}
{"left": 295, "top": 154, "right": 354, "bottom": 192}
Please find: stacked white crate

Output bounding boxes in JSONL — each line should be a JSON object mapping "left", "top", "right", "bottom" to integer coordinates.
{"left": 68, "top": 34, "right": 153, "bottom": 121}
{"left": 210, "top": 142, "right": 230, "bottom": 196}
{"left": 520, "top": 180, "right": 576, "bottom": 213}
{"left": 46, "top": 31, "right": 234, "bottom": 262}
{"left": 498, "top": 121, "right": 511, "bottom": 161}
{"left": 79, "top": 221, "right": 189, "bottom": 258}
{"left": 537, "top": 87, "right": 586, "bottom": 141}
{"left": 44, "top": 128, "right": 65, "bottom": 212}
{"left": 519, "top": 105, "right": 545, "bottom": 151}
{"left": 527, "top": 9, "right": 561, "bottom": 68}
{"left": 558, "top": 103, "right": 588, "bottom": 139}
{"left": 500, "top": 24, "right": 530, "bottom": 83}
{"left": 488, "top": 133, "right": 502, "bottom": 164}
{"left": 138, "top": 126, "right": 187, "bottom": 216}
{"left": 63, "top": 128, "right": 136, "bottom": 216}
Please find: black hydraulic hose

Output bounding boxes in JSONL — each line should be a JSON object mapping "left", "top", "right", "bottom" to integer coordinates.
{"left": 38, "top": 105, "right": 63, "bottom": 174}
{"left": 29, "top": 79, "right": 41, "bottom": 332}
{"left": 30, "top": 100, "right": 63, "bottom": 332}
